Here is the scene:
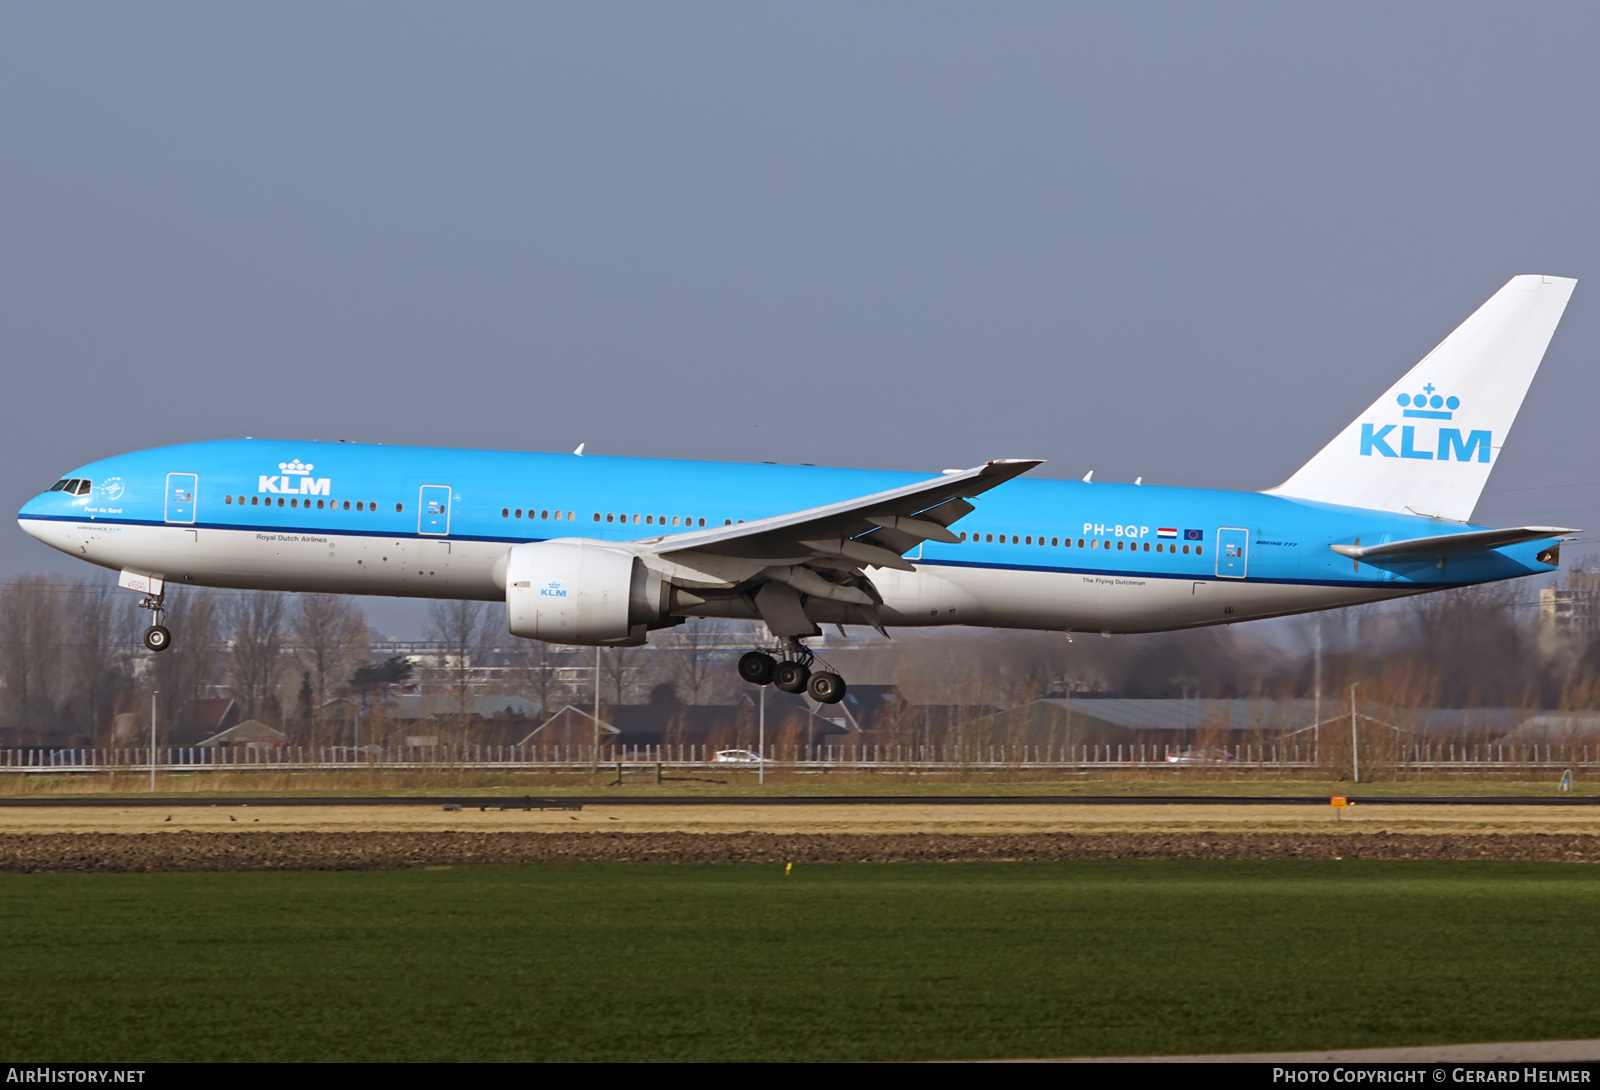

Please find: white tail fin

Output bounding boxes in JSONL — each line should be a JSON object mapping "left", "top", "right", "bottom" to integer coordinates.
{"left": 1269, "top": 275, "right": 1577, "bottom": 522}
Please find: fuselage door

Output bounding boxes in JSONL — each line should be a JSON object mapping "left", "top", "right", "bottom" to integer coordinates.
{"left": 418, "top": 485, "right": 452, "bottom": 536}
{"left": 1215, "top": 527, "right": 1249, "bottom": 579}
{"left": 165, "top": 473, "right": 198, "bottom": 524}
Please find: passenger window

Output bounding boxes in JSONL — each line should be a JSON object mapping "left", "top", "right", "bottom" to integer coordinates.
{"left": 646, "top": 515, "right": 653, "bottom": 525}
{"left": 1116, "top": 540, "right": 1124, "bottom": 550}
{"left": 1183, "top": 545, "right": 1190, "bottom": 554}
{"left": 502, "top": 508, "right": 509, "bottom": 518}
{"left": 395, "top": 503, "right": 403, "bottom": 512}
{"left": 225, "top": 495, "right": 233, "bottom": 505}
{"left": 1051, "top": 537, "right": 1058, "bottom": 546}
{"left": 1196, "top": 546, "right": 1204, "bottom": 556}
{"left": 1025, "top": 536, "right": 1032, "bottom": 545}
{"left": 1143, "top": 542, "right": 1149, "bottom": 551}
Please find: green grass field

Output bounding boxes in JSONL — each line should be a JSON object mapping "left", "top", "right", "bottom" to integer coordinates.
{"left": 3, "top": 861, "right": 1598, "bottom": 1061}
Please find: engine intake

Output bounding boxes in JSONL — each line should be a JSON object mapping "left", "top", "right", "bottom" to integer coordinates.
{"left": 504, "top": 540, "right": 669, "bottom": 645}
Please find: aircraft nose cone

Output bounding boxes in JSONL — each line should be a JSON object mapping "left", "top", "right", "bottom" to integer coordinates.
{"left": 18, "top": 493, "right": 52, "bottom": 521}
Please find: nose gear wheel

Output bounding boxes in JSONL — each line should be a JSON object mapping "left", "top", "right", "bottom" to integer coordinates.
{"left": 137, "top": 593, "right": 172, "bottom": 653}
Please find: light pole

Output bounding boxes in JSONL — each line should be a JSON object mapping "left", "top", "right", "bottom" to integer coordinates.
{"left": 150, "top": 690, "right": 158, "bottom": 793}
{"left": 1349, "top": 682, "right": 1361, "bottom": 785}
{"left": 759, "top": 683, "right": 766, "bottom": 786}
{"left": 592, "top": 645, "right": 602, "bottom": 770}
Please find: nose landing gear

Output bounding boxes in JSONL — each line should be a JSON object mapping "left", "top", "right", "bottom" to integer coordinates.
{"left": 139, "top": 593, "right": 171, "bottom": 653}
{"left": 736, "top": 640, "right": 847, "bottom": 704}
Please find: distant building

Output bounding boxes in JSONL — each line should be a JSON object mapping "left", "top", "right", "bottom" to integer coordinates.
{"left": 1541, "top": 568, "right": 1600, "bottom": 637}
{"left": 196, "top": 719, "right": 287, "bottom": 749}
{"left": 518, "top": 700, "right": 850, "bottom": 750}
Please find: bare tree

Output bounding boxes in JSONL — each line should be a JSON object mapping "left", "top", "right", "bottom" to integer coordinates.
{"left": 514, "top": 637, "right": 573, "bottom": 719}
{"left": 147, "top": 586, "right": 221, "bottom": 741}
{"left": 426, "top": 599, "right": 497, "bottom": 733}
{"left": 224, "top": 592, "right": 288, "bottom": 721}
{"left": 598, "top": 643, "right": 647, "bottom": 706}
{"left": 292, "top": 594, "right": 370, "bottom": 742}
{"left": 63, "top": 578, "right": 133, "bottom": 743}
{"left": 668, "top": 620, "right": 727, "bottom": 705}
{"left": 0, "top": 576, "right": 64, "bottom": 743}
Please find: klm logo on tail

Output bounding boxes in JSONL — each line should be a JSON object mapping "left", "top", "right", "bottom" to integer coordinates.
{"left": 1359, "top": 386, "right": 1490, "bottom": 463}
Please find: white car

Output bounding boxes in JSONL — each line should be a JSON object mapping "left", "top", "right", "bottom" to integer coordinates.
{"left": 1164, "top": 747, "right": 1237, "bottom": 765}
{"left": 712, "top": 749, "right": 767, "bottom": 764}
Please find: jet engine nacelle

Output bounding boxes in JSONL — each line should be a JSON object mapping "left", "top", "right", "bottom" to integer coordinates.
{"left": 504, "top": 540, "right": 669, "bottom": 646}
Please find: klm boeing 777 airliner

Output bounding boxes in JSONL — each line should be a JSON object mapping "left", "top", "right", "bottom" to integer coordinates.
{"left": 17, "top": 276, "right": 1579, "bottom": 704}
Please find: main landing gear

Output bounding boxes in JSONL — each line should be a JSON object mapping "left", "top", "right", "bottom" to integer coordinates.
{"left": 139, "top": 593, "right": 171, "bottom": 653}
{"left": 737, "top": 639, "right": 847, "bottom": 704}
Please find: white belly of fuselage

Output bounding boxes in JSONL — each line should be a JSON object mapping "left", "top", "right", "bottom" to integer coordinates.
{"left": 22, "top": 518, "right": 1403, "bottom": 632}
{"left": 20, "top": 519, "right": 507, "bottom": 601}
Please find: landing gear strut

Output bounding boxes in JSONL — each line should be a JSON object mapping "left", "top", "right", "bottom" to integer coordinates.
{"left": 139, "top": 593, "right": 171, "bottom": 653}
{"left": 737, "top": 640, "right": 847, "bottom": 704}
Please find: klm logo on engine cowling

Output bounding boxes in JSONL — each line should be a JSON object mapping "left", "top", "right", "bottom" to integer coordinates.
{"left": 258, "top": 459, "right": 332, "bottom": 495}
{"left": 1358, "top": 386, "right": 1490, "bottom": 463}
{"left": 540, "top": 581, "right": 568, "bottom": 598}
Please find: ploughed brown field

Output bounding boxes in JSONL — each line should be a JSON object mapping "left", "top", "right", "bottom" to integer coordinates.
{"left": 5, "top": 799, "right": 1600, "bottom": 871}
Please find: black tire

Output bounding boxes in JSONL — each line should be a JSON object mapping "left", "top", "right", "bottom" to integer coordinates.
{"left": 807, "top": 671, "right": 847, "bottom": 704}
{"left": 773, "top": 660, "right": 811, "bottom": 694}
{"left": 143, "top": 625, "right": 171, "bottom": 653}
{"left": 737, "top": 651, "right": 777, "bottom": 686}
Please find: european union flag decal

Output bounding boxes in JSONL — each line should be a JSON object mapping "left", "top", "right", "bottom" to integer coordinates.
{"left": 1184, "top": 529, "right": 1203, "bottom": 541}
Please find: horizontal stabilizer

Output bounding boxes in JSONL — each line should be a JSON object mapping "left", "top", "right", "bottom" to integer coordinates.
{"left": 1330, "top": 526, "right": 1577, "bottom": 561}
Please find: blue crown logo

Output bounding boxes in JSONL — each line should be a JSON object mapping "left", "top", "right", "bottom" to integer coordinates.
{"left": 1396, "top": 384, "right": 1460, "bottom": 420}
{"left": 278, "top": 459, "right": 315, "bottom": 475}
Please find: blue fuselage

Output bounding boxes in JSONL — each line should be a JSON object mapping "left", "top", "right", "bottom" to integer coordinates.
{"left": 16, "top": 438, "right": 1554, "bottom": 633}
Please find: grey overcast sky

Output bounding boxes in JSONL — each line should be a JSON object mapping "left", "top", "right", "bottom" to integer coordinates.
{"left": 2, "top": 3, "right": 1597, "bottom": 635}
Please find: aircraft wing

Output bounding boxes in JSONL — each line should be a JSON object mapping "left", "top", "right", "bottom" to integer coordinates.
{"left": 653, "top": 458, "right": 1041, "bottom": 565}
{"left": 649, "top": 458, "right": 1042, "bottom": 636}
{"left": 1330, "top": 525, "right": 1577, "bottom": 561}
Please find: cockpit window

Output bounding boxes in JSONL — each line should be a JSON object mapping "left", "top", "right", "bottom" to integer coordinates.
{"left": 72, "top": 480, "right": 92, "bottom": 496}
{"left": 48, "top": 480, "right": 69, "bottom": 492}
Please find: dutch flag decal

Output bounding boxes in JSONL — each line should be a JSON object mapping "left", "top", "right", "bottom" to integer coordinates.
{"left": 1157, "top": 527, "right": 1178, "bottom": 539}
